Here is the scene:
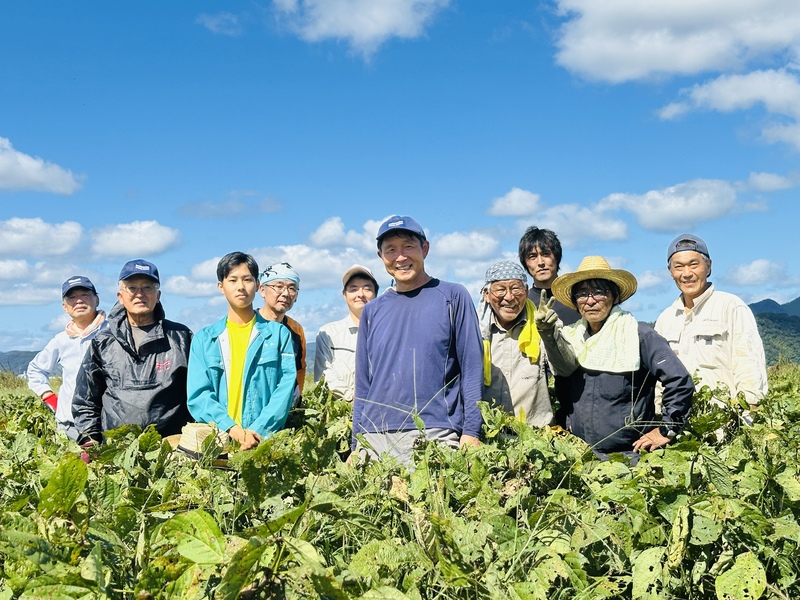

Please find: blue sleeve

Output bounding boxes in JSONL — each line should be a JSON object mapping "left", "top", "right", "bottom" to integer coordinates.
{"left": 186, "top": 330, "right": 237, "bottom": 433}
{"left": 640, "top": 324, "right": 693, "bottom": 431}
{"left": 352, "top": 306, "right": 372, "bottom": 449}
{"left": 249, "top": 326, "right": 297, "bottom": 437}
{"left": 452, "top": 285, "right": 484, "bottom": 438}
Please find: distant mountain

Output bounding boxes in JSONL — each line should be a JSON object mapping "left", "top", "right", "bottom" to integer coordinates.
{"left": 0, "top": 351, "right": 38, "bottom": 375}
{"left": 755, "top": 313, "right": 800, "bottom": 365}
{"left": 749, "top": 298, "right": 784, "bottom": 314}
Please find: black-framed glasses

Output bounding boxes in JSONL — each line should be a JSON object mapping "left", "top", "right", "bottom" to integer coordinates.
{"left": 574, "top": 288, "right": 608, "bottom": 302}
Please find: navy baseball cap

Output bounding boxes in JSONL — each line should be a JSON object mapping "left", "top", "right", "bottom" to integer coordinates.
{"left": 62, "top": 275, "right": 97, "bottom": 298}
{"left": 118, "top": 259, "right": 160, "bottom": 283}
{"left": 376, "top": 215, "right": 426, "bottom": 243}
{"left": 667, "top": 234, "right": 710, "bottom": 263}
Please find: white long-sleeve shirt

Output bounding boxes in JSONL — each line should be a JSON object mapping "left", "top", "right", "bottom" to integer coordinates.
{"left": 314, "top": 315, "right": 358, "bottom": 401}
{"left": 27, "top": 320, "right": 107, "bottom": 436}
{"left": 655, "top": 284, "right": 767, "bottom": 405}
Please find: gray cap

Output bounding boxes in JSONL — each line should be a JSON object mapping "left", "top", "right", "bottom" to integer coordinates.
{"left": 667, "top": 234, "right": 710, "bottom": 263}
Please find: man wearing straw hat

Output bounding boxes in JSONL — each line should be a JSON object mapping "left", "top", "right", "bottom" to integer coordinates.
{"left": 535, "top": 256, "right": 693, "bottom": 461}
{"left": 479, "top": 261, "right": 552, "bottom": 427}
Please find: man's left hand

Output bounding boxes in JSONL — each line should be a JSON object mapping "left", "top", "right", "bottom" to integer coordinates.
{"left": 632, "top": 427, "right": 671, "bottom": 452}
{"left": 459, "top": 434, "right": 481, "bottom": 448}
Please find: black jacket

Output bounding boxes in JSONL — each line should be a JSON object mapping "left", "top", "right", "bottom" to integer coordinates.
{"left": 548, "top": 323, "right": 693, "bottom": 454}
{"left": 72, "top": 301, "right": 193, "bottom": 443}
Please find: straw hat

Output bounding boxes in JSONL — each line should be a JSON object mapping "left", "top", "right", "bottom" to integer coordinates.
{"left": 551, "top": 256, "right": 637, "bottom": 310}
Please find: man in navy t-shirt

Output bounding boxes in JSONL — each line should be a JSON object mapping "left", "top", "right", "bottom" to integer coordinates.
{"left": 352, "top": 215, "right": 483, "bottom": 465}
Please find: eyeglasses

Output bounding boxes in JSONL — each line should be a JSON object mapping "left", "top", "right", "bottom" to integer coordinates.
{"left": 122, "top": 284, "right": 159, "bottom": 296}
{"left": 488, "top": 285, "right": 527, "bottom": 299}
{"left": 266, "top": 284, "right": 298, "bottom": 297}
{"left": 574, "top": 288, "right": 608, "bottom": 302}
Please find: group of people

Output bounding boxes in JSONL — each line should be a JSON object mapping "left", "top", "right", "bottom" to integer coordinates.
{"left": 27, "top": 215, "right": 768, "bottom": 466}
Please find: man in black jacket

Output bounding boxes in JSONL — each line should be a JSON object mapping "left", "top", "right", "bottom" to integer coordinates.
{"left": 73, "top": 259, "right": 193, "bottom": 444}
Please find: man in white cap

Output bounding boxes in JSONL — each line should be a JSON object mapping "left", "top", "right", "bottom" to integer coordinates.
{"left": 27, "top": 275, "right": 107, "bottom": 440}
{"left": 258, "top": 262, "right": 306, "bottom": 395}
{"left": 655, "top": 234, "right": 767, "bottom": 409}
{"left": 72, "top": 259, "right": 193, "bottom": 444}
{"left": 352, "top": 215, "right": 483, "bottom": 465}
{"left": 314, "top": 265, "right": 379, "bottom": 401}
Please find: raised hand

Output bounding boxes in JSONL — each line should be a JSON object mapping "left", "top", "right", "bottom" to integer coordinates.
{"left": 535, "top": 289, "right": 559, "bottom": 330}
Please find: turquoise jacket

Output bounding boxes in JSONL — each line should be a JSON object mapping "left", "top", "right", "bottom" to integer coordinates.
{"left": 186, "top": 314, "right": 297, "bottom": 437}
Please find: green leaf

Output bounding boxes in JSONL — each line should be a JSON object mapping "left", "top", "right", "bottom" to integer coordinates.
{"left": 632, "top": 547, "right": 664, "bottom": 598}
{"left": 161, "top": 509, "right": 226, "bottom": 564}
{"left": 284, "top": 537, "right": 326, "bottom": 568}
{"left": 774, "top": 468, "right": 800, "bottom": 502}
{"left": 37, "top": 453, "right": 88, "bottom": 518}
{"left": 359, "top": 587, "right": 411, "bottom": 599}
{"left": 701, "top": 452, "right": 734, "bottom": 497}
{"left": 216, "top": 538, "right": 273, "bottom": 600}
{"left": 714, "top": 552, "right": 767, "bottom": 600}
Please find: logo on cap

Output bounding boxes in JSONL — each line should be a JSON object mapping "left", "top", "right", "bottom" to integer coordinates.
{"left": 388, "top": 220, "right": 404, "bottom": 227}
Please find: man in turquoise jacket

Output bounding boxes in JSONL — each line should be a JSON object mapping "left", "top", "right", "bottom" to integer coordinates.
{"left": 187, "top": 252, "right": 296, "bottom": 449}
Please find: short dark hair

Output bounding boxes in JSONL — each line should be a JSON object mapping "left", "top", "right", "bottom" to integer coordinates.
{"left": 217, "top": 252, "right": 259, "bottom": 282}
{"left": 518, "top": 227, "right": 563, "bottom": 273}
{"left": 377, "top": 230, "right": 426, "bottom": 251}
{"left": 570, "top": 278, "right": 620, "bottom": 306}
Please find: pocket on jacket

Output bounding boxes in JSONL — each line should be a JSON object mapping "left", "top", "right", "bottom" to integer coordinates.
{"left": 692, "top": 322, "right": 728, "bottom": 369}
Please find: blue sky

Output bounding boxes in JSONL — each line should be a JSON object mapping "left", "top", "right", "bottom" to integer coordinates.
{"left": 1, "top": 1, "right": 799, "bottom": 351}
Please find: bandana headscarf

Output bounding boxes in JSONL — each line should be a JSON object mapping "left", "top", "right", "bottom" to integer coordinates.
{"left": 259, "top": 262, "right": 300, "bottom": 287}
{"left": 480, "top": 261, "right": 539, "bottom": 386}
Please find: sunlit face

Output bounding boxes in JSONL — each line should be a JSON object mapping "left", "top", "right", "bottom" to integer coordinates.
{"left": 574, "top": 280, "right": 614, "bottom": 334}
{"left": 669, "top": 250, "right": 711, "bottom": 302}
{"left": 343, "top": 276, "right": 376, "bottom": 319}
{"left": 524, "top": 246, "right": 558, "bottom": 288}
{"left": 378, "top": 233, "right": 430, "bottom": 292}
{"left": 484, "top": 278, "right": 527, "bottom": 328}
{"left": 62, "top": 287, "right": 99, "bottom": 322}
{"left": 259, "top": 278, "right": 298, "bottom": 318}
{"left": 117, "top": 275, "right": 160, "bottom": 318}
{"left": 218, "top": 263, "right": 258, "bottom": 310}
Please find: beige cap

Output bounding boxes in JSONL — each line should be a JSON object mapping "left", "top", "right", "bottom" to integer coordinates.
{"left": 342, "top": 264, "right": 379, "bottom": 291}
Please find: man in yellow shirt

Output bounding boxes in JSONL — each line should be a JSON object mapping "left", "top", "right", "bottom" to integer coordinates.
{"left": 187, "top": 252, "right": 296, "bottom": 449}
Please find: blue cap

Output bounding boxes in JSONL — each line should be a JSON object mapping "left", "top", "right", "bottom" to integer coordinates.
{"left": 667, "top": 234, "right": 710, "bottom": 263}
{"left": 118, "top": 259, "right": 160, "bottom": 283}
{"left": 62, "top": 275, "right": 97, "bottom": 298}
{"left": 376, "top": 215, "right": 426, "bottom": 242}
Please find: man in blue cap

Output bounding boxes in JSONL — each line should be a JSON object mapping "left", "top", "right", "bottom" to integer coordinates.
{"left": 352, "top": 215, "right": 484, "bottom": 465}
{"left": 72, "top": 259, "right": 193, "bottom": 444}
{"left": 27, "top": 276, "right": 107, "bottom": 440}
{"left": 655, "top": 234, "right": 767, "bottom": 412}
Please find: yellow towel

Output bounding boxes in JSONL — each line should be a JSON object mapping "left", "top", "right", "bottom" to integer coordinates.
{"left": 482, "top": 299, "right": 540, "bottom": 386}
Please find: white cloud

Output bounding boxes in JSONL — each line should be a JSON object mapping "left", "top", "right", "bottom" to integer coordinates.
{"left": 162, "top": 276, "right": 220, "bottom": 298}
{"left": 0, "top": 284, "right": 59, "bottom": 306}
{"left": 196, "top": 12, "right": 243, "bottom": 36}
{"left": 434, "top": 231, "right": 499, "bottom": 259}
{"left": 273, "top": 0, "right": 451, "bottom": 57}
{"left": 725, "top": 258, "right": 787, "bottom": 286}
{"left": 636, "top": 269, "right": 670, "bottom": 290}
{"left": 746, "top": 171, "right": 794, "bottom": 191}
{"left": 0, "top": 218, "right": 82, "bottom": 258}
{"left": 535, "top": 203, "right": 627, "bottom": 247}
{"left": 554, "top": 1, "right": 800, "bottom": 83}
{"left": 180, "top": 192, "right": 281, "bottom": 218}
{"left": 0, "top": 137, "right": 82, "bottom": 194}
{"left": 487, "top": 187, "right": 541, "bottom": 217}
{"left": 309, "top": 216, "right": 373, "bottom": 249}
{"left": 599, "top": 179, "right": 736, "bottom": 231}
{"left": 0, "top": 260, "right": 30, "bottom": 280}
{"left": 90, "top": 221, "right": 180, "bottom": 256}
{"left": 658, "top": 69, "right": 800, "bottom": 149}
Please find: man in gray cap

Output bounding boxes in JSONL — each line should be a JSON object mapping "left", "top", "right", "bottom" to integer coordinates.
{"left": 480, "top": 261, "right": 552, "bottom": 427}
{"left": 314, "top": 264, "right": 379, "bottom": 401}
{"left": 352, "top": 215, "right": 483, "bottom": 465}
{"left": 655, "top": 234, "right": 767, "bottom": 409}
{"left": 27, "top": 276, "right": 107, "bottom": 440}
{"left": 72, "top": 259, "right": 193, "bottom": 444}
